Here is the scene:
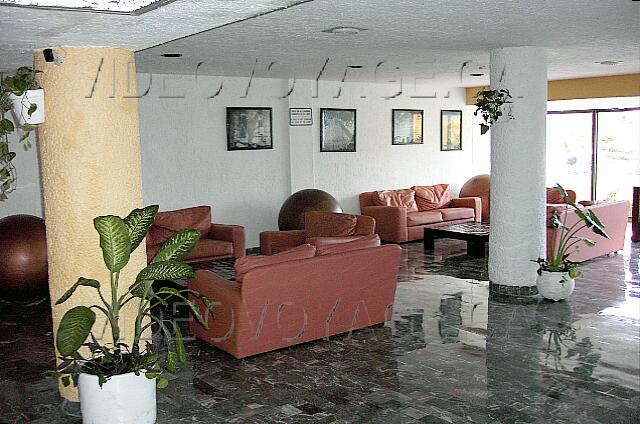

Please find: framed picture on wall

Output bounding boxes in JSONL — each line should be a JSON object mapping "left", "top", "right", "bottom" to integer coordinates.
{"left": 320, "top": 108, "right": 356, "bottom": 152}
{"left": 440, "top": 110, "right": 462, "bottom": 151}
{"left": 392, "top": 109, "right": 423, "bottom": 145}
{"left": 226, "top": 107, "right": 273, "bottom": 151}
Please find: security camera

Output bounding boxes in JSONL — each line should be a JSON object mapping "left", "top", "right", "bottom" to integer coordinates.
{"left": 43, "top": 48, "right": 63, "bottom": 65}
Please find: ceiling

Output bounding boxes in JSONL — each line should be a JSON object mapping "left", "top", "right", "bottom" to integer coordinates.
{"left": 2, "top": 0, "right": 639, "bottom": 86}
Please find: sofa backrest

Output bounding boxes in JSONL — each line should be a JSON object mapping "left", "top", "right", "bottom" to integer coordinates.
{"left": 546, "top": 187, "right": 577, "bottom": 204}
{"left": 148, "top": 205, "right": 211, "bottom": 246}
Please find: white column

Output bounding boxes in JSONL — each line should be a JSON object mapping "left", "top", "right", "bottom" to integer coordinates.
{"left": 488, "top": 47, "right": 547, "bottom": 295}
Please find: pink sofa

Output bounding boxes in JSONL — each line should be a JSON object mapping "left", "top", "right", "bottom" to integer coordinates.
{"left": 188, "top": 241, "right": 401, "bottom": 359}
{"left": 547, "top": 200, "right": 629, "bottom": 262}
{"left": 359, "top": 184, "right": 481, "bottom": 243}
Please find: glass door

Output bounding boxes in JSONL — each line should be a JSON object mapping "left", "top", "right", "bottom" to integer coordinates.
{"left": 596, "top": 109, "right": 640, "bottom": 210}
{"left": 546, "top": 112, "right": 594, "bottom": 201}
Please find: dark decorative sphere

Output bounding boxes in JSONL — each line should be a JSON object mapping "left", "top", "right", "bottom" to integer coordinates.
{"left": 278, "top": 189, "right": 342, "bottom": 230}
{"left": 0, "top": 214, "right": 48, "bottom": 302}
{"left": 460, "top": 174, "right": 491, "bottom": 223}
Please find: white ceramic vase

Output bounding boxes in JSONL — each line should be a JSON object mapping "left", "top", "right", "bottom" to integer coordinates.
{"left": 78, "top": 371, "right": 156, "bottom": 424}
{"left": 9, "top": 88, "right": 45, "bottom": 126}
{"left": 536, "top": 270, "right": 575, "bottom": 301}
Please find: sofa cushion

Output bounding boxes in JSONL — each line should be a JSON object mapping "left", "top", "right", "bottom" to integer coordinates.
{"left": 373, "top": 189, "right": 418, "bottom": 211}
{"left": 186, "top": 239, "right": 233, "bottom": 261}
{"left": 440, "top": 207, "right": 474, "bottom": 221}
{"left": 316, "top": 234, "right": 381, "bottom": 256}
{"left": 306, "top": 235, "right": 365, "bottom": 248}
{"left": 413, "top": 184, "right": 451, "bottom": 211}
{"left": 304, "top": 212, "right": 358, "bottom": 238}
{"left": 406, "top": 210, "right": 443, "bottom": 226}
{"left": 234, "top": 244, "right": 316, "bottom": 282}
{"left": 154, "top": 206, "right": 212, "bottom": 237}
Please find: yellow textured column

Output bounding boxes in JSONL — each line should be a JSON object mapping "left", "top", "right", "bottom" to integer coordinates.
{"left": 34, "top": 48, "right": 146, "bottom": 400}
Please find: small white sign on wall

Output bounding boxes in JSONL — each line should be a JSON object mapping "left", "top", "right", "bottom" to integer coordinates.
{"left": 289, "top": 108, "right": 313, "bottom": 126}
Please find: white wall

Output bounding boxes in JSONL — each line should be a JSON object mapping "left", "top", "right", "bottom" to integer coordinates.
{"left": 138, "top": 74, "right": 291, "bottom": 248}
{"left": 0, "top": 128, "right": 43, "bottom": 218}
{"left": 290, "top": 80, "right": 475, "bottom": 213}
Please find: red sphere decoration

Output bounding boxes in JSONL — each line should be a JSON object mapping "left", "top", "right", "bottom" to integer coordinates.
{"left": 460, "top": 174, "right": 491, "bottom": 223}
{"left": 0, "top": 214, "right": 48, "bottom": 302}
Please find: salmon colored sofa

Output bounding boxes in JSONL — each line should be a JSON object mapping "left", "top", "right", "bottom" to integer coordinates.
{"left": 547, "top": 200, "right": 629, "bottom": 262}
{"left": 359, "top": 184, "right": 481, "bottom": 243}
{"left": 259, "top": 211, "right": 376, "bottom": 255}
{"left": 146, "top": 205, "right": 245, "bottom": 264}
{"left": 188, "top": 239, "right": 401, "bottom": 359}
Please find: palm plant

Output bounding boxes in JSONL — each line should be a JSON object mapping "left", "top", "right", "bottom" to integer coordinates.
{"left": 51, "top": 205, "right": 211, "bottom": 388}
{"left": 533, "top": 184, "right": 609, "bottom": 278}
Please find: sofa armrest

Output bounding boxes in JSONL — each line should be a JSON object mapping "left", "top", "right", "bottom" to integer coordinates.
{"left": 355, "top": 215, "right": 376, "bottom": 235}
{"left": 450, "top": 197, "right": 481, "bottom": 222}
{"left": 361, "top": 206, "right": 407, "bottom": 242}
{"left": 187, "top": 270, "right": 242, "bottom": 341}
{"left": 208, "top": 224, "right": 246, "bottom": 258}
{"left": 259, "top": 230, "right": 307, "bottom": 255}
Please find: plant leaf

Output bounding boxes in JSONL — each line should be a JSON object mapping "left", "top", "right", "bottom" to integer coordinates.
{"left": 165, "top": 351, "right": 177, "bottom": 373}
{"left": 173, "top": 322, "right": 186, "bottom": 363}
{"left": 27, "top": 103, "right": 37, "bottom": 117}
{"left": 0, "top": 118, "right": 14, "bottom": 134}
{"left": 136, "top": 260, "right": 195, "bottom": 282}
{"left": 94, "top": 215, "right": 131, "bottom": 272}
{"left": 480, "top": 123, "right": 489, "bottom": 135}
{"left": 123, "top": 205, "right": 159, "bottom": 252}
{"left": 151, "top": 228, "right": 199, "bottom": 264}
{"left": 56, "top": 306, "right": 96, "bottom": 357}
{"left": 56, "top": 277, "right": 100, "bottom": 305}
{"left": 156, "top": 377, "right": 169, "bottom": 389}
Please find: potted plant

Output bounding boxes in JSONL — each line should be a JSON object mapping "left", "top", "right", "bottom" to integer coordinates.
{"left": 50, "top": 205, "right": 212, "bottom": 424}
{"left": 3, "top": 66, "right": 44, "bottom": 126}
{"left": 533, "top": 184, "right": 609, "bottom": 301}
{"left": 0, "top": 66, "right": 42, "bottom": 200}
{"left": 473, "top": 88, "right": 514, "bottom": 134}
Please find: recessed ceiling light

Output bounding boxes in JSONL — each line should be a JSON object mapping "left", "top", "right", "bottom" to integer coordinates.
{"left": 323, "top": 26, "right": 367, "bottom": 36}
{"left": 596, "top": 60, "right": 623, "bottom": 66}
{"left": 348, "top": 65, "right": 363, "bottom": 69}
{"left": 470, "top": 73, "right": 485, "bottom": 77}
{"left": 0, "top": 0, "right": 175, "bottom": 14}
{"left": 161, "top": 53, "right": 182, "bottom": 58}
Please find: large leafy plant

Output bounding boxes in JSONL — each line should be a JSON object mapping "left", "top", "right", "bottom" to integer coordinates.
{"left": 473, "top": 88, "right": 514, "bottom": 135}
{"left": 51, "top": 205, "right": 211, "bottom": 389}
{"left": 533, "top": 184, "right": 609, "bottom": 278}
{"left": 0, "top": 66, "right": 41, "bottom": 200}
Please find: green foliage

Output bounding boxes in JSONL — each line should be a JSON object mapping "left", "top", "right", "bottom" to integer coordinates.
{"left": 533, "top": 183, "right": 610, "bottom": 279}
{"left": 52, "top": 206, "right": 211, "bottom": 389}
{"left": 473, "top": 88, "right": 514, "bottom": 135}
{"left": 0, "top": 66, "right": 41, "bottom": 201}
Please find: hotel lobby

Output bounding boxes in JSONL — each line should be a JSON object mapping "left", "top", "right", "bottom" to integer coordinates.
{"left": 0, "top": 1, "right": 638, "bottom": 423}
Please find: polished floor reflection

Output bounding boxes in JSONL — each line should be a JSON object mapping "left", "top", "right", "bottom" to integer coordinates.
{"left": 0, "top": 230, "right": 638, "bottom": 423}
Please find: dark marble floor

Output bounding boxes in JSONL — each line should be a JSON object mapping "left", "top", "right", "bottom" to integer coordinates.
{"left": 1, "top": 230, "right": 638, "bottom": 423}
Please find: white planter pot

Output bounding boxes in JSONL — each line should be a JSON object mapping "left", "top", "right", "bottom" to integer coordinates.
{"left": 78, "top": 371, "right": 156, "bottom": 424}
{"left": 9, "top": 88, "right": 45, "bottom": 126}
{"left": 536, "top": 270, "right": 575, "bottom": 301}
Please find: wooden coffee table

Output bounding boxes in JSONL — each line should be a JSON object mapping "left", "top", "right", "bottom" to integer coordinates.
{"left": 424, "top": 222, "right": 490, "bottom": 258}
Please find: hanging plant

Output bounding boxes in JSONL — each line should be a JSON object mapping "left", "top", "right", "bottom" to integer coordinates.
{"left": 0, "top": 66, "right": 42, "bottom": 201}
{"left": 473, "top": 88, "right": 514, "bottom": 135}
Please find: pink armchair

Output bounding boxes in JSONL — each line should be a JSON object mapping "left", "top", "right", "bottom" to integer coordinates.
{"left": 146, "top": 205, "right": 245, "bottom": 264}
{"left": 260, "top": 211, "right": 376, "bottom": 255}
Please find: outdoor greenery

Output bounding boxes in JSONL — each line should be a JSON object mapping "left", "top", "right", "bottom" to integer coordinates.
{"left": 533, "top": 184, "right": 609, "bottom": 278}
{"left": 473, "top": 88, "right": 514, "bottom": 135}
{"left": 0, "top": 66, "right": 41, "bottom": 201}
{"left": 51, "top": 205, "right": 212, "bottom": 389}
